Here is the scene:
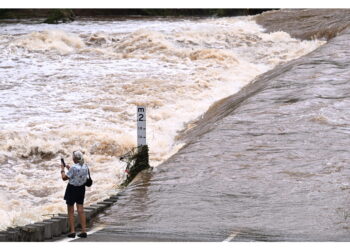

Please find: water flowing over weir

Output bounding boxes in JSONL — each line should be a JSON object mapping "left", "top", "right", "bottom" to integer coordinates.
{"left": 0, "top": 15, "right": 325, "bottom": 231}
{"left": 88, "top": 10, "right": 350, "bottom": 241}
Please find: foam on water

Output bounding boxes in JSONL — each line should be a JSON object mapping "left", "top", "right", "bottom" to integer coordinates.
{"left": 0, "top": 16, "right": 325, "bottom": 230}
{"left": 10, "top": 30, "right": 85, "bottom": 54}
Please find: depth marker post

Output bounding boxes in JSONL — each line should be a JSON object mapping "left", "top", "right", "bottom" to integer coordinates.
{"left": 119, "top": 106, "right": 150, "bottom": 187}
{"left": 137, "top": 106, "right": 146, "bottom": 147}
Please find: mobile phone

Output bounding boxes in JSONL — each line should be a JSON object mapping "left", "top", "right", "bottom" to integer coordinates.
{"left": 61, "top": 158, "right": 66, "bottom": 167}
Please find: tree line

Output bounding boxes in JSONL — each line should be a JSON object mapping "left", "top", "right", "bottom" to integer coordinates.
{"left": 0, "top": 9, "right": 273, "bottom": 22}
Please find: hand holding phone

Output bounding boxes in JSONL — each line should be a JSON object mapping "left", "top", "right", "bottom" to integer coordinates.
{"left": 61, "top": 158, "right": 66, "bottom": 167}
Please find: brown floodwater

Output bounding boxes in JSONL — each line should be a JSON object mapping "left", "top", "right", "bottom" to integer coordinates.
{"left": 93, "top": 10, "right": 350, "bottom": 241}
{"left": 0, "top": 14, "right": 323, "bottom": 230}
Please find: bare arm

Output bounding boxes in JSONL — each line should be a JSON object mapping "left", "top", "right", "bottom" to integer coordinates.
{"left": 61, "top": 164, "right": 70, "bottom": 181}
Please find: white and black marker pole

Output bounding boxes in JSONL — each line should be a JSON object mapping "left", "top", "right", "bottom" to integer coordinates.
{"left": 137, "top": 106, "right": 146, "bottom": 147}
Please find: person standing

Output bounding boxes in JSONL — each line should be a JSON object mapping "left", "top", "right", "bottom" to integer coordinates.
{"left": 61, "top": 150, "right": 89, "bottom": 238}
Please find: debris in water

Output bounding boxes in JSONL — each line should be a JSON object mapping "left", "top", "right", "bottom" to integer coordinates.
{"left": 119, "top": 145, "right": 151, "bottom": 187}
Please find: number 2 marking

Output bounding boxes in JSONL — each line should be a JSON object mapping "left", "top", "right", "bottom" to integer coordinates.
{"left": 138, "top": 114, "right": 144, "bottom": 121}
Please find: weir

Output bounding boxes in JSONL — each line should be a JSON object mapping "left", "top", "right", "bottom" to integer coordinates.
{"left": 64, "top": 10, "right": 350, "bottom": 241}
{"left": 0, "top": 10, "right": 339, "bottom": 241}
{"left": 0, "top": 13, "right": 323, "bottom": 230}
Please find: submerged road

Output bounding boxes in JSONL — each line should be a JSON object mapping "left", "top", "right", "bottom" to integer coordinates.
{"left": 57, "top": 10, "right": 350, "bottom": 242}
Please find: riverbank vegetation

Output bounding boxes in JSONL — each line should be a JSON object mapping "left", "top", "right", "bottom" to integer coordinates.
{"left": 0, "top": 9, "right": 272, "bottom": 21}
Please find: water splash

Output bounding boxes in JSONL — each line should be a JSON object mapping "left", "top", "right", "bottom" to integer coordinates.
{"left": 0, "top": 16, "right": 325, "bottom": 229}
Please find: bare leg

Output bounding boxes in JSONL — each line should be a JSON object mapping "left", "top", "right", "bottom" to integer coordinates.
{"left": 67, "top": 205, "right": 75, "bottom": 233}
{"left": 76, "top": 204, "right": 86, "bottom": 233}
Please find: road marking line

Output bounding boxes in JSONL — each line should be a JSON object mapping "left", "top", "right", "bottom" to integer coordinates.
{"left": 223, "top": 231, "right": 239, "bottom": 242}
{"left": 56, "top": 224, "right": 106, "bottom": 242}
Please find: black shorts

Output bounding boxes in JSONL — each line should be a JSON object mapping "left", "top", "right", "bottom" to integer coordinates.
{"left": 64, "top": 183, "right": 86, "bottom": 206}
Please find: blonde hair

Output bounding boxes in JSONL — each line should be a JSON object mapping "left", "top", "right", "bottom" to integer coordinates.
{"left": 73, "top": 150, "right": 84, "bottom": 166}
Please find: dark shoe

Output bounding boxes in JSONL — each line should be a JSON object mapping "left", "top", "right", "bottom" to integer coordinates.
{"left": 78, "top": 232, "right": 87, "bottom": 238}
{"left": 67, "top": 232, "right": 76, "bottom": 238}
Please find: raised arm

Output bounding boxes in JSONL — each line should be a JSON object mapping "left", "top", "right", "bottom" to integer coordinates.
{"left": 61, "top": 164, "right": 70, "bottom": 181}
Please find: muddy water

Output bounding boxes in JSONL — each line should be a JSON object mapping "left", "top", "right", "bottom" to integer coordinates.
{"left": 0, "top": 16, "right": 323, "bottom": 230}
{"left": 93, "top": 12, "right": 350, "bottom": 241}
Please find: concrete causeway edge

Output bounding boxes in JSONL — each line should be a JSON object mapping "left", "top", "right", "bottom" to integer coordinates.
{"left": 0, "top": 193, "right": 121, "bottom": 242}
